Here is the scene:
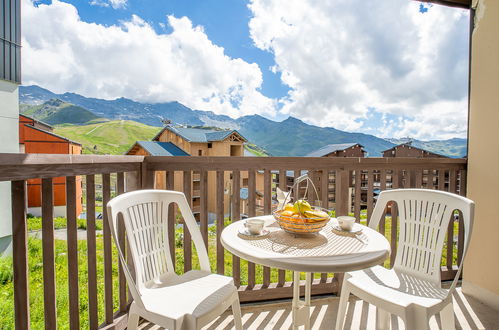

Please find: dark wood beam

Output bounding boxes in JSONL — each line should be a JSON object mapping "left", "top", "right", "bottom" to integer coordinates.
{"left": 415, "top": 0, "right": 471, "bottom": 9}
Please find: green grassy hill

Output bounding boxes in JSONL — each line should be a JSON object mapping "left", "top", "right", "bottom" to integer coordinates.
{"left": 54, "top": 120, "right": 162, "bottom": 155}
{"left": 22, "top": 99, "right": 102, "bottom": 125}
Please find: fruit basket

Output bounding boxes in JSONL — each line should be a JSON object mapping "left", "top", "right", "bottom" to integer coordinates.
{"left": 273, "top": 174, "right": 331, "bottom": 235}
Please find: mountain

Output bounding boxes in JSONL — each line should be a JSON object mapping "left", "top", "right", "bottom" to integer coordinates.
{"left": 54, "top": 120, "right": 161, "bottom": 155}
{"left": 387, "top": 138, "right": 467, "bottom": 158}
{"left": 21, "top": 98, "right": 102, "bottom": 125}
{"left": 20, "top": 85, "right": 236, "bottom": 128}
{"left": 20, "top": 85, "right": 465, "bottom": 157}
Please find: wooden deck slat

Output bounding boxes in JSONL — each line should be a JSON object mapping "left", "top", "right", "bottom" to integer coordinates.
{"left": 427, "top": 169, "right": 434, "bottom": 189}
{"left": 247, "top": 170, "right": 257, "bottom": 288}
{"left": 321, "top": 169, "right": 329, "bottom": 282}
{"left": 166, "top": 171, "right": 175, "bottom": 271}
{"left": 200, "top": 169, "right": 209, "bottom": 249}
{"left": 86, "top": 175, "right": 99, "bottom": 330}
{"left": 116, "top": 172, "right": 128, "bottom": 312}
{"left": 415, "top": 169, "right": 423, "bottom": 188}
{"left": 102, "top": 173, "right": 113, "bottom": 324}
{"left": 263, "top": 169, "right": 271, "bottom": 287}
{"left": 183, "top": 171, "right": 192, "bottom": 272}
{"left": 277, "top": 170, "right": 287, "bottom": 287}
{"left": 216, "top": 170, "right": 225, "bottom": 275}
{"left": 12, "top": 180, "right": 29, "bottom": 330}
{"left": 231, "top": 170, "right": 241, "bottom": 287}
{"left": 367, "top": 170, "right": 374, "bottom": 224}
{"left": 66, "top": 176, "right": 80, "bottom": 329}
{"left": 379, "top": 170, "right": 386, "bottom": 236}
{"left": 390, "top": 170, "right": 400, "bottom": 267}
{"left": 438, "top": 169, "right": 446, "bottom": 191}
{"left": 354, "top": 170, "right": 361, "bottom": 222}
{"left": 41, "top": 178, "right": 57, "bottom": 330}
{"left": 336, "top": 169, "right": 349, "bottom": 217}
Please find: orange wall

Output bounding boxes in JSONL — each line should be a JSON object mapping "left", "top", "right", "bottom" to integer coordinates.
{"left": 21, "top": 124, "right": 83, "bottom": 215}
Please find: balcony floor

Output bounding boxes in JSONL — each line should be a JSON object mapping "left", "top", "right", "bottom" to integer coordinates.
{"left": 138, "top": 287, "right": 497, "bottom": 330}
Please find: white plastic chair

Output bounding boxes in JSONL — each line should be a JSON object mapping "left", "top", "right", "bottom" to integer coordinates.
{"left": 107, "top": 189, "right": 243, "bottom": 330}
{"left": 335, "top": 189, "right": 474, "bottom": 330}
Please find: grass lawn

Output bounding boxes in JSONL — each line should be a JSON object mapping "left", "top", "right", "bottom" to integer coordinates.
{"left": 0, "top": 213, "right": 460, "bottom": 328}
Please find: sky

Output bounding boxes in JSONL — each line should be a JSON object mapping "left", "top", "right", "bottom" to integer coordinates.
{"left": 21, "top": 0, "right": 470, "bottom": 140}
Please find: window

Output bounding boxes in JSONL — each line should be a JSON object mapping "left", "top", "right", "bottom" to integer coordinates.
{"left": 207, "top": 143, "right": 212, "bottom": 148}
{"left": 230, "top": 145, "right": 241, "bottom": 156}
{"left": 1, "top": 0, "right": 21, "bottom": 83}
{"left": 198, "top": 150, "right": 202, "bottom": 156}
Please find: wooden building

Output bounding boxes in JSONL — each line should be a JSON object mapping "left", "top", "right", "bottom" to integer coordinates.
{"left": 19, "top": 114, "right": 83, "bottom": 217}
{"left": 382, "top": 142, "right": 448, "bottom": 158}
{"left": 127, "top": 126, "right": 264, "bottom": 220}
{"left": 305, "top": 143, "right": 366, "bottom": 158}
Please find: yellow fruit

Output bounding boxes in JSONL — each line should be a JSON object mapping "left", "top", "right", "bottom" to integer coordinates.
{"left": 293, "top": 200, "right": 312, "bottom": 214}
{"left": 284, "top": 203, "right": 294, "bottom": 212}
{"left": 281, "top": 210, "right": 294, "bottom": 217}
{"left": 304, "top": 210, "right": 329, "bottom": 221}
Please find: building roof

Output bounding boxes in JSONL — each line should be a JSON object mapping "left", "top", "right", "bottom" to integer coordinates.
{"left": 129, "top": 141, "right": 190, "bottom": 156}
{"left": 153, "top": 126, "right": 247, "bottom": 143}
{"left": 19, "top": 114, "right": 53, "bottom": 131}
{"left": 305, "top": 143, "right": 364, "bottom": 157}
{"left": 417, "top": 0, "right": 470, "bottom": 10}
{"left": 23, "top": 124, "right": 82, "bottom": 146}
{"left": 381, "top": 143, "right": 448, "bottom": 158}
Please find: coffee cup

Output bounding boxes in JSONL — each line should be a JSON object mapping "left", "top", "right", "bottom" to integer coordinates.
{"left": 245, "top": 219, "right": 265, "bottom": 235}
{"left": 337, "top": 216, "right": 356, "bottom": 231}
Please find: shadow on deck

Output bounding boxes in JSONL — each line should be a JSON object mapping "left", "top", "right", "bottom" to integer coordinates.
{"left": 139, "top": 287, "right": 497, "bottom": 330}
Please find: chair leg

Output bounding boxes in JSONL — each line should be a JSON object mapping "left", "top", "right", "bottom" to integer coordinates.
{"left": 335, "top": 282, "right": 351, "bottom": 330}
{"left": 376, "top": 308, "right": 390, "bottom": 330}
{"left": 127, "top": 303, "right": 140, "bottom": 330}
{"left": 404, "top": 309, "right": 430, "bottom": 330}
{"left": 440, "top": 302, "right": 455, "bottom": 330}
{"left": 232, "top": 295, "right": 243, "bottom": 330}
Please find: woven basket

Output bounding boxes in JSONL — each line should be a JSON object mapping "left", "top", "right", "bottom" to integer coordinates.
{"left": 273, "top": 207, "right": 330, "bottom": 235}
{"left": 273, "top": 173, "right": 331, "bottom": 235}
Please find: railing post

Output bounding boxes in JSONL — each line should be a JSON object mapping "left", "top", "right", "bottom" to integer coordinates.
{"left": 141, "top": 160, "right": 154, "bottom": 189}
{"left": 125, "top": 170, "right": 141, "bottom": 192}
{"left": 336, "top": 169, "right": 349, "bottom": 216}
{"left": 12, "top": 180, "right": 29, "bottom": 330}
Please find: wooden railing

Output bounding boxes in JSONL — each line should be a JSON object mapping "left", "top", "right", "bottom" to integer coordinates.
{"left": 0, "top": 154, "right": 467, "bottom": 329}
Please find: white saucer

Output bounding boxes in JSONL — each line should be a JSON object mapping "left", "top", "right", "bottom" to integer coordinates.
{"left": 238, "top": 227, "right": 270, "bottom": 238}
{"left": 332, "top": 224, "right": 363, "bottom": 235}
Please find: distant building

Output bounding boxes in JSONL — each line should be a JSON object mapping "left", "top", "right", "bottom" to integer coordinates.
{"left": 382, "top": 142, "right": 448, "bottom": 158}
{"left": 306, "top": 143, "right": 366, "bottom": 157}
{"left": 19, "top": 114, "right": 83, "bottom": 217}
{"left": 127, "top": 126, "right": 264, "bottom": 219}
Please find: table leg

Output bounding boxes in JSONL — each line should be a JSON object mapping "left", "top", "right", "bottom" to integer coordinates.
{"left": 292, "top": 272, "right": 312, "bottom": 330}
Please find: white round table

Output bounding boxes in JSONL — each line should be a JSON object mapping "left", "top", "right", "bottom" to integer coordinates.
{"left": 221, "top": 215, "right": 390, "bottom": 330}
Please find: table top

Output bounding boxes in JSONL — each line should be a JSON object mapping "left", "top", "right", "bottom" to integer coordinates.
{"left": 221, "top": 215, "right": 391, "bottom": 273}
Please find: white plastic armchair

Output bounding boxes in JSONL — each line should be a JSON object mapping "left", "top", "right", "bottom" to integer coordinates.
{"left": 335, "top": 189, "right": 474, "bottom": 330}
{"left": 107, "top": 190, "right": 243, "bottom": 330}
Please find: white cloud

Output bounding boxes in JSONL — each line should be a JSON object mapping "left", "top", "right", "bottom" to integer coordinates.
{"left": 89, "top": 0, "right": 127, "bottom": 10}
{"left": 21, "top": 0, "right": 275, "bottom": 118}
{"left": 248, "top": 0, "right": 469, "bottom": 139}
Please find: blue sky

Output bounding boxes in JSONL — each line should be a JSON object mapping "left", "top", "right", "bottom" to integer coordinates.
{"left": 22, "top": 0, "right": 470, "bottom": 140}
{"left": 50, "top": 0, "right": 290, "bottom": 100}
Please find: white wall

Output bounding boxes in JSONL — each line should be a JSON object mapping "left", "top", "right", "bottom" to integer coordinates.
{"left": 463, "top": 0, "right": 499, "bottom": 311}
{"left": 0, "top": 79, "right": 20, "bottom": 254}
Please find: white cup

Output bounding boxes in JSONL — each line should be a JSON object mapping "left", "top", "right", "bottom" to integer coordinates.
{"left": 245, "top": 219, "right": 265, "bottom": 235}
{"left": 337, "top": 216, "right": 356, "bottom": 231}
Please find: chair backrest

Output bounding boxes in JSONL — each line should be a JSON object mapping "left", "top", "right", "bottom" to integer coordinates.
{"left": 106, "top": 189, "right": 211, "bottom": 308}
{"left": 369, "top": 189, "right": 474, "bottom": 288}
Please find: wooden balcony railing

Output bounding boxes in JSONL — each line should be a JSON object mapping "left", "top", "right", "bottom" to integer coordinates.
{"left": 0, "top": 154, "right": 467, "bottom": 329}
